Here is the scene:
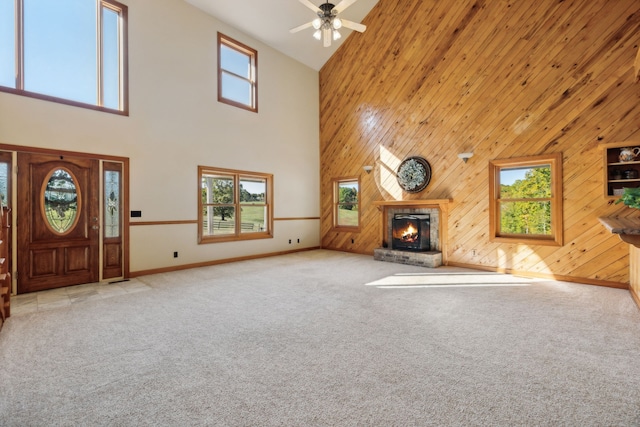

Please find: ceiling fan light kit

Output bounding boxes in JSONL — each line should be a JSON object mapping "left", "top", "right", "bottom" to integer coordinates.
{"left": 290, "top": 0, "right": 366, "bottom": 47}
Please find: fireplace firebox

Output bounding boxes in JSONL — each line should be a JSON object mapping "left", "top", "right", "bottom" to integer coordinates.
{"left": 392, "top": 214, "right": 430, "bottom": 251}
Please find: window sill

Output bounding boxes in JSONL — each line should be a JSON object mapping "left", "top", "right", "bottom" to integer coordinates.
{"left": 199, "top": 231, "right": 273, "bottom": 244}
{"left": 0, "top": 86, "right": 128, "bottom": 116}
{"left": 491, "top": 235, "right": 562, "bottom": 246}
{"left": 332, "top": 226, "right": 361, "bottom": 233}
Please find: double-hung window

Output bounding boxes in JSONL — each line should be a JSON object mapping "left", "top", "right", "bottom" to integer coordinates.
{"left": 333, "top": 177, "right": 360, "bottom": 230}
{"left": 217, "top": 33, "right": 257, "bottom": 112}
{"left": 489, "top": 153, "right": 563, "bottom": 246}
{"left": 0, "top": 0, "right": 128, "bottom": 114}
{"left": 199, "top": 166, "right": 272, "bottom": 243}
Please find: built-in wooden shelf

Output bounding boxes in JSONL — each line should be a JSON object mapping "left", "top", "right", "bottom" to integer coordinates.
{"left": 601, "top": 142, "right": 640, "bottom": 198}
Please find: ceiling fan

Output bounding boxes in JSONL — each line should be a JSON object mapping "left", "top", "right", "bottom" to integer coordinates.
{"left": 290, "top": 0, "right": 367, "bottom": 47}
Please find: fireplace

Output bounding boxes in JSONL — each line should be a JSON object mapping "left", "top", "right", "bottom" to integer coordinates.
{"left": 373, "top": 199, "right": 450, "bottom": 268}
{"left": 392, "top": 213, "right": 430, "bottom": 251}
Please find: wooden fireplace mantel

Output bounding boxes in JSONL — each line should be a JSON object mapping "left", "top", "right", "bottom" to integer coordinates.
{"left": 372, "top": 199, "right": 452, "bottom": 210}
{"left": 374, "top": 199, "right": 452, "bottom": 264}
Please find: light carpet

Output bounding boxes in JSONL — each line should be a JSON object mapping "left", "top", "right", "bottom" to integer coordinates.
{"left": 1, "top": 250, "right": 639, "bottom": 426}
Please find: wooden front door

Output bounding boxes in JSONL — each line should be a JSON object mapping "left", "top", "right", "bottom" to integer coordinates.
{"left": 17, "top": 153, "right": 100, "bottom": 293}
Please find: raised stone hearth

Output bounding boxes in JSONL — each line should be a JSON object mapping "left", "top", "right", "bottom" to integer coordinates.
{"left": 373, "top": 248, "right": 442, "bottom": 268}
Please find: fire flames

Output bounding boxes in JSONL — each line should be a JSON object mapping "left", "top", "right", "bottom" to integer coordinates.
{"left": 400, "top": 224, "right": 418, "bottom": 242}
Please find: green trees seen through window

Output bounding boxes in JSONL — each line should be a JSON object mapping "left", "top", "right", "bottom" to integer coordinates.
{"left": 489, "top": 153, "right": 563, "bottom": 246}
{"left": 499, "top": 166, "right": 551, "bottom": 235}
{"left": 199, "top": 167, "right": 272, "bottom": 243}
{"left": 334, "top": 179, "right": 359, "bottom": 228}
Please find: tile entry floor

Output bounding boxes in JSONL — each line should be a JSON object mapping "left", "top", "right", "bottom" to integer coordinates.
{"left": 10, "top": 279, "right": 151, "bottom": 316}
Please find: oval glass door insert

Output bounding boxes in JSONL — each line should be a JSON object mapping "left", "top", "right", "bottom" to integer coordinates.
{"left": 43, "top": 168, "right": 80, "bottom": 234}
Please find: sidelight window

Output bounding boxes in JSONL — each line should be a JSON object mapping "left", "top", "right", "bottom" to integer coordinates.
{"left": 104, "top": 167, "right": 120, "bottom": 238}
{"left": 0, "top": 152, "right": 11, "bottom": 208}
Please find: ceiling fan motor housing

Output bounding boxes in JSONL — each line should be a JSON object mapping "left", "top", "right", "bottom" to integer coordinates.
{"left": 318, "top": 2, "right": 337, "bottom": 18}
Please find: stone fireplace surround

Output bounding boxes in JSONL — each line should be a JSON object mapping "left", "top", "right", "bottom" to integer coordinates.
{"left": 372, "top": 199, "right": 451, "bottom": 268}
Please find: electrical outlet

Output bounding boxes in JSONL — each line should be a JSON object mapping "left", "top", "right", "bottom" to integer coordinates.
{"left": 173, "top": 251, "right": 178, "bottom": 258}
{"left": 297, "top": 238, "right": 300, "bottom": 243}
{"left": 288, "top": 239, "right": 292, "bottom": 244}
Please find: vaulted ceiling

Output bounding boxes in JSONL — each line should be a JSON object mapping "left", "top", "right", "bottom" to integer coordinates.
{"left": 183, "top": 0, "right": 379, "bottom": 70}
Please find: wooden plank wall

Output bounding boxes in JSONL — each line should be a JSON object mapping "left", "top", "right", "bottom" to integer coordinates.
{"left": 319, "top": 0, "right": 640, "bottom": 286}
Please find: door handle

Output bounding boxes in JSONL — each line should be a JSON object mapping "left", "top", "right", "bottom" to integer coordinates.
{"left": 92, "top": 225, "right": 100, "bottom": 230}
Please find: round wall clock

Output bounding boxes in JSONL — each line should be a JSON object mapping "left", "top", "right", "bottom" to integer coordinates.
{"left": 396, "top": 156, "right": 431, "bottom": 193}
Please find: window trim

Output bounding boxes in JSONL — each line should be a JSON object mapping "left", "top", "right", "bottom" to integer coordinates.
{"left": 488, "top": 153, "right": 563, "bottom": 246}
{"left": 1, "top": 0, "right": 129, "bottom": 115}
{"left": 332, "top": 176, "right": 361, "bottom": 232}
{"left": 198, "top": 166, "right": 273, "bottom": 244}
{"left": 217, "top": 32, "right": 258, "bottom": 113}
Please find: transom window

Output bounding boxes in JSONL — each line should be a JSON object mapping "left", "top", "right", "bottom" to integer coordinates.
{"left": 489, "top": 153, "right": 563, "bottom": 246}
{"left": 199, "top": 166, "right": 272, "bottom": 243}
{"left": 217, "top": 33, "right": 257, "bottom": 112}
{"left": 0, "top": 0, "right": 128, "bottom": 114}
{"left": 333, "top": 177, "right": 360, "bottom": 230}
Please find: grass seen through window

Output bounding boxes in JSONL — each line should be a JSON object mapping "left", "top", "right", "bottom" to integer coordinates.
{"left": 198, "top": 166, "right": 272, "bottom": 243}
{"left": 334, "top": 178, "right": 359, "bottom": 229}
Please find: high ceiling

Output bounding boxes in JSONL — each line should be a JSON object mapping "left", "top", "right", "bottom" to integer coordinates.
{"left": 183, "top": 0, "right": 379, "bottom": 71}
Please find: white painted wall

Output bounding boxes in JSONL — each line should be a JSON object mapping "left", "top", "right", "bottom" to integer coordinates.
{"left": 0, "top": 0, "right": 320, "bottom": 273}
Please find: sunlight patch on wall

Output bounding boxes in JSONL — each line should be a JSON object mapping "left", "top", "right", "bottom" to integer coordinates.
{"left": 496, "top": 245, "right": 551, "bottom": 274}
{"left": 359, "top": 105, "right": 380, "bottom": 134}
{"left": 378, "top": 145, "right": 402, "bottom": 200}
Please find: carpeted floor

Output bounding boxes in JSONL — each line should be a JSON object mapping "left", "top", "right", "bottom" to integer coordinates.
{"left": 1, "top": 250, "right": 639, "bottom": 426}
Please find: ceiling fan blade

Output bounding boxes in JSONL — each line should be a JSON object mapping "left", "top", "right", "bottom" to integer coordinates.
{"left": 290, "top": 21, "right": 314, "bottom": 33}
{"left": 298, "top": 0, "right": 321, "bottom": 13}
{"left": 323, "top": 27, "right": 331, "bottom": 47}
{"left": 333, "top": 0, "right": 358, "bottom": 14}
{"left": 341, "top": 19, "right": 366, "bottom": 33}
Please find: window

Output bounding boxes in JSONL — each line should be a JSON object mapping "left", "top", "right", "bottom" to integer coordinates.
{"left": 0, "top": 151, "right": 12, "bottom": 209}
{"left": 489, "top": 153, "right": 563, "bottom": 246}
{"left": 217, "top": 33, "right": 257, "bottom": 112}
{"left": 104, "top": 162, "right": 122, "bottom": 239}
{"left": 0, "top": 0, "right": 128, "bottom": 114}
{"left": 333, "top": 177, "right": 360, "bottom": 230}
{"left": 199, "top": 166, "right": 272, "bottom": 243}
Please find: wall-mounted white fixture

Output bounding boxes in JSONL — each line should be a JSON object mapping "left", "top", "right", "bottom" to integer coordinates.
{"left": 363, "top": 165, "right": 373, "bottom": 174}
{"left": 458, "top": 152, "right": 474, "bottom": 163}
